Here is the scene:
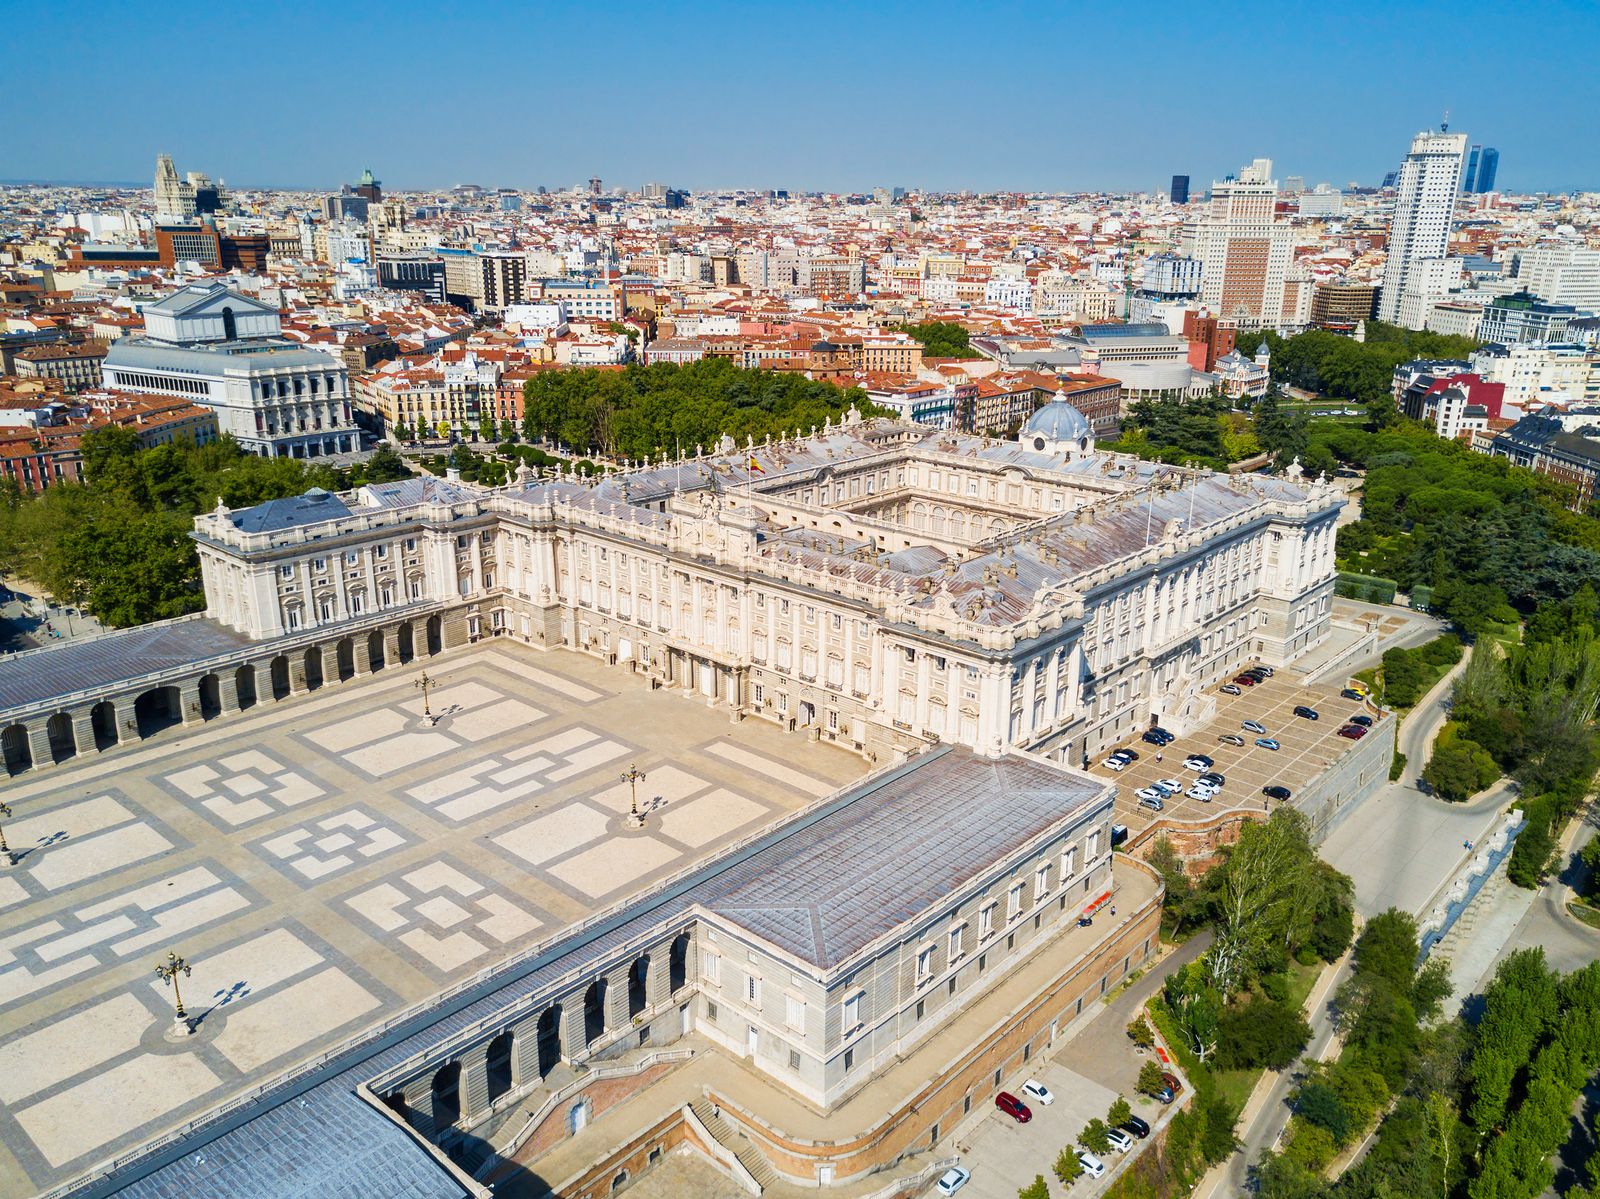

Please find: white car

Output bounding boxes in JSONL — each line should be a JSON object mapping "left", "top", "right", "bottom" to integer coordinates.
{"left": 1183, "top": 756, "right": 1211, "bottom": 771}
{"left": 1106, "top": 1127, "right": 1135, "bottom": 1152}
{"left": 935, "top": 1166, "right": 971, "bottom": 1196}
{"left": 1021, "top": 1079, "right": 1054, "bottom": 1105}
{"left": 1186, "top": 785, "right": 1217, "bottom": 801}
{"left": 1154, "top": 777, "right": 1182, "bottom": 794}
{"left": 1077, "top": 1150, "right": 1107, "bottom": 1178}
{"left": 1135, "top": 786, "right": 1165, "bottom": 802}
{"left": 1105, "top": 757, "right": 1128, "bottom": 772}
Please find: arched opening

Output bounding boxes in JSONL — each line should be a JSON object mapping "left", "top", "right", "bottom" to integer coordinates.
{"left": 234, "top": 665, "right": 257, "bottom": 711}
{"left": 486, "top": 1032, "right": 513, "bottom": 1103}
{"left": 335, "top": 638, "right": 355, "bottom": 683}
{"left": 583, "top": 979, "right": 606, "bottom": 1046}
{"left": 221, "top": 306, "right": 237, "bottom": 341}
{"left": 367, "top": 629, "right": 386, "bottom": 672}
{"left": 270, "top": 656, "right": 291, "bottom": 701}
{"left": 133, "top": 686, "right": 182, "bottom": 738}
{"left": 669, "top": 934, "right": 689, "bottom": 994}
{"left": 610, "top": 1170, "right": 629, "bottom": 1192}
{"left": 303, "top": 646, "right": 324, "bottom": 691}
{"left": 426, "top": 615, "right": 443, "bottom": 656}
{"left": 90, "top": 701, "right": 118, "bottom": 750}
{"left": 398, "top": 621, "right": 416, "bottom": 663}
{"left": 197, "top": 674, "right": 222, "bottom": 720}
{"left": 537, "top": 1005, "right": 562, "bottom": 1077}
{"left": 628, "top": 956, "right": 650, "bottom": 1019}
{"left": 384, "top": 1090, "right": 409, "bottom": 1120}
{"left": 1, "top": 724, "right": 32, "bottom": 774}
{"left": 45, "top": 712, "right": 74, "bottom": 763}
{"left": 431, "top": 1062, "right": 461, "bottom": 1129}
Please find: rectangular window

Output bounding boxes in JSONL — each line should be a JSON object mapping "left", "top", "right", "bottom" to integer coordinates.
{"left": 785, "top": 995, "right": 806, "bottom": 1030}
{"left": 842, "top": 991, "right": 862, "bottom": 1032}
{"left": 844, "top": 1047, "right": 854, "bottom": 1071}
{"left": 279, "top": 564, "right": 293, "bottom": 579}
{"left": 789, "top": 1049, "right": 801, "bottom": 1071}
{"left": 747, "top": 974, "right": 762, "bottom": 1005}
{"left": 948, "top": 925, "right": 964, "bottom": 961}
{"left": 1009, "top": 881, "right": 1026, "bottom": 920}
{"left": 1035, "top": 862, "right": 1052, "bottom": 898}
{"left": 979, "top": 903, "right": 995, "bottom": 940}
{"left": 702, "top": 952, "right": 720, "bottom": 984}
{"left": 916, "top": 944, "right": 935, "bottom": 984}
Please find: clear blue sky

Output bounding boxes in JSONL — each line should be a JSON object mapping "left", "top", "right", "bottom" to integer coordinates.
{"left": 2, "top": 0, "right": 1594, "bottom": 194}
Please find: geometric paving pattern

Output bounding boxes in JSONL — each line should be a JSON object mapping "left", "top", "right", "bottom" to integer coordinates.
{"left": 344, "top": 859, "right": 545, "bottom": 973}
{"left": 0, "top": 793, "right": 173, "bottom": 906}
{"left": 0, "top": 865, "right": 249, "bottom": 1010}
{"left": 164, "top": 749, "right": 326, "bottom": 829}
{"left": 404, "top": 724, "right": 629, "bottom": 822}
{"left": 252, "top": 808, "right": 409, "bottom": 882}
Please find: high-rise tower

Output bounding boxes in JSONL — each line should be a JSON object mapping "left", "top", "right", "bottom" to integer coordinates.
{"left": 1376, "top": 130, "right": 1467, "bottom": 326}
{"left": 153, "top": 153, "right": 195, "bottom": 220}
{"left": 1180, "top": 158, "right": 1292, "bottom": 327}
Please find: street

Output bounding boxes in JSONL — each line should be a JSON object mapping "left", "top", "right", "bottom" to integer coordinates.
{"left": 0, "top": 581, "right": 107, "bottom": 654}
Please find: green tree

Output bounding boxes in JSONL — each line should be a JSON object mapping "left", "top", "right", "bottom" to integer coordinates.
{"left": 1205, "top": 809, "right": 1317, "bottom": 995}
{"left": 901, "top": 320, "right": 982, "bottom": 359}
{"left": 1018, "top": 1174, "right": 1050, "bottom": 1199}
{"left": 1080, "top": 1117, "right": 1113, "bottom": 1154}
{"left": 1138, "top": 1059, "right": 1167, "bottom": 1096}
{"left": 1107, "top": 1095, "right": 1132, "bottom": 1128}
{"left": 1216, "top": 998, "right": 1312, "bottom": 1071}
{"left": 1127, "top": 1016, "right": 1156, "bottom": 1049}
{"left": 1053, "top": 1146, "right": 1084, "bottom": 1185}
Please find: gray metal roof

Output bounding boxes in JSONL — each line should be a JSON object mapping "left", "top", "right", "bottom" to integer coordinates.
{"left": 232, "top": 489, "right": 352, "bottom": 533}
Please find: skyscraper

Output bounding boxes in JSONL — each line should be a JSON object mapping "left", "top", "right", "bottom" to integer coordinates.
{"left": 1170, "top": 175, "right": 1189, "bottom": 204}
{"left": 1463, "top": 145, "right": 1482, "bottom": 192}
{"left": 1180, "top": 158, "right": 1292, "bottom": 327}
{"left": 1376, "top": 130, "right": 1468, "bottom": 327}
{"left": 153, "top": 153, "right": 195, "bottom": 220}
{"left": 1474, "top": 147, "right": 1499, "bottom": 193}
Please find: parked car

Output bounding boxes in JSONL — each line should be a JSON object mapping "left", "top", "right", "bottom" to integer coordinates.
{"left": 1263, "top": 785, "right": 1292, "bottom": 801}
{"left": 1337, "top": 725, "right": 1368, "bottom": 740}
{"left": 1220, "top": 683, "right": 1242, "bottom": 696}
{"left": 995, "top": 1092, "right": 1032, "bottom": 1123}
{"left": 1021, "top": 1079, "right": 1054, "bottom": 1106}
{"left": 1122, "top": 1115, "right": 1152, "bottom": 1140}
{"left": 1293, "top": 705, "right": 1320, "bottom": 720}
{"left": 1183, "top": 754, "right": 1213, "bottom": 770}
{"left": 1232, "top": 673, "right": 1260, "bottom": 686}
{"left": 1135, "top": 786, "right": 1164, "bottom": 802}
{"left": 1254, "top": 665, "right": 1275, "bottom": 676}
{"left": 1198, "top": 771, "right": 1226, "bottom": 787}
{"left": 1105, "top": 757, "right": 1129, "bottom": 771}
{"left": 1340, "top": 688, "right": 1365, "bottom": 701}
{"left": 1113, "top": 747, "right": 1140, "bottom": 761}
{"left": 1154, "top": 777, "right": 1182, "bottom": 794}
{"left": 1242, "top": 719, "right": 1267, "bottom": 734}
{"left": 1186, "top": 785, "right": 1217, "bottom": 801}
{"left": 1142, "top": 727, "right": 1174, "bottom": 745}
{"left": 1349, "top": 714, "right": 1373, "bottom": 726}
{"left": 1218, "top": 733, "right": 1245, "bottom": 746}
{"left": 1077, "top": 1151, "right": 1107, "bottom": 1178}
{"left": 1106, "top": 1127, "right": 1135, "bottom": 1153}
{"left": 1255, "top": 737, "right": 1281, "bottom": 751}
{"left": 1139, "top": 794, "right": 1165, "bottom": 811}
{"left": 935, "top": 1166, "right": 971, "bottom": 1196}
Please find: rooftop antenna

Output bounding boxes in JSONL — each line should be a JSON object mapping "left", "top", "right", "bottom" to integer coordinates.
{"left": 1441, "top": 108, "right": 1450, "bottom": 133}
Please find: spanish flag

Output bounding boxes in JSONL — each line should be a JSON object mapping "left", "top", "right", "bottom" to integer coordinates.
{"left": 747, "top": 456, "right": 764, "bottom": 473}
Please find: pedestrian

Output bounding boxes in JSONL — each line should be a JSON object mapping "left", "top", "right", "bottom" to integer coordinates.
{"left": 1155, "top": 751, "right": 1163, "bottom": 762}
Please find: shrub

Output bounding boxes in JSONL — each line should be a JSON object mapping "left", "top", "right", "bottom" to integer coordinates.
{"left": 1216, "top": 998, "right": 1312, "bottom": 1071}
{"left": 1053, "top": 1146, "right": 1084, "bottom": 1185}
{"left": 1295, "top": 1081, "right": 1352, "bottom": 1142}
{"left": 1081, "top": 1117, "right": 1113, "bottom": 1154}
{"left": 1019, "top": 1174, "right": 1050, "bottom": 1199}
{"left": 1108, "top": 1094, "right": 1133, "bottom": 1128}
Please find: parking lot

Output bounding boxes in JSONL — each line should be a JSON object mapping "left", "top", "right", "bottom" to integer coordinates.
{"left": 1091, "top": 670, "right": 1383, "bottom": 836}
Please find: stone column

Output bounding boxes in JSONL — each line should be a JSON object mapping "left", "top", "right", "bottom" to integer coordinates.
{"left": 645, "top": 954, "right": 670, "bottom": 1008}
{"left": 512, "top": 1022, "right": 540, "bottom": 1087}
{"left": 117, "top": 697, "right": 138, "bottom": 743}
{"left": 218, "top": 670, "right": 241, "bottom": 714}
{"left": 561, "top": 999, "right": 589, "bottom": 1058}
{"left": 289, "top": 656, "right": 310, "bottom": 695}
{"left": 384, "top": 626, "right": 402, "bottom": 666}
{"left": 353, "top": 639, "right": 372, "bottom": 677}
{"left": 457, "top": 1054, "right": 490, "bottom": 1122}
{"left": 27, "top": 724, "right": 54, "bottom": 770}
{"left": 70, "top": 707, "right": 97, "bottom": 757}
{"left": 605, "top": 968, "right": 632, "bottom": 1029}
{"left": 179, "top": 679, "right": 203, "bottom": 726}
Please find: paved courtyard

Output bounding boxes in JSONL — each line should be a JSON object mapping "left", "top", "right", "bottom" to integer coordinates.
{"left": 0, "top": 643, "right": 864, "bottom": 1198}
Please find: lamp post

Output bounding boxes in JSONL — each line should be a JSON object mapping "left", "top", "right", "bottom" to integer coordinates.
{"left": 0, "top": 800, "right": 14, "bottom": 866}
{"left": 155, "top": 950, "right": 193, "bottom": 1036}
{"left": 414, "top": 670, "right": 437, "bottom": 727}
{"left": 621, "top": 763, "right": 647, "bottom": 828}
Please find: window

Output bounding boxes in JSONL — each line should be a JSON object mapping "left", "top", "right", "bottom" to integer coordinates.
{"left": 789, "top": 1049, "right": 802, "bottom": 1071}
{"left": 916, "top": 945, "right": 935, "bottom": 985}
{"left": 279, "top": 564, "right": 293, "bottom": 579}
{"left": 702, "top": 952, "right": 720, "bottom": 984}
{"left": 844, "top": 1048, "right": 854, "bottom": 1071}
{"left": 1009, "top": 880, "right": 1026, "bottom": 920}
{"left": 979, "top": 903, "right": 995, "bottom": 941}
{"left": 915, "top": 999, "right": 925, "bottom": 1020}
{"left": 948, "top": 925, "right": 965, "bottom": 962}
{"left": 785, "top": 995, "right": 806, "bottom": 1030}
{"left": 313, "top": 557, "right": 327, "bottom": 572}
{"left": 1035, "top": 862, "right": 1052, "bottom": 898}
{"left": 746, "top": 974, "right": 762, "bottom": 1006}
{"left": 1062, "top": 845, "right": 1078, "bottom": 880}
{"left": 1088, "top": 830, "right": 1101, "bottom": 860}
{"left": 707, "top": 1001, "right": 719, "bottom": 1022}
{"left": 842, "top": 991, "right": 863, "bottom": 1033}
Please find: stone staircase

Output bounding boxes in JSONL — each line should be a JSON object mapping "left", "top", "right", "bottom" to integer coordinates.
{"left": 690, "top": 1099, "right": 780, "bottom": 1191}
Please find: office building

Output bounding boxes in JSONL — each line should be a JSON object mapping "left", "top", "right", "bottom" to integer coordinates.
{"left": 377, "top": 253, "right": 448, "bottom": 304}
{"left": 1514, "top": 244, "right": 1600, "bottom": 313}
{"left": 1377, "top": 130, "right": 1468, "bottom": 327}
{"left": 1464, "top": 145, "right": 1499, "bottom": 194}
{"left": 103, "top": 283, "right": 359, "bottom": 459}
{"left": 1478, "top": 292, "right": 1578, "bottom": 346}
{"left": 1181, "top": 158, "right": 1293, "bottom": 327}
{"left": 1310, "top": 282, "right": 1378, "bottom": 328}
{"left": 1169, "top": 174, "right": 1189, "bottom": 204}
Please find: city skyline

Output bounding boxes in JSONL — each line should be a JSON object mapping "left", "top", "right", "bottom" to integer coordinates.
{"left": 2, "top": 0, "right": 1597, "bottom": 193}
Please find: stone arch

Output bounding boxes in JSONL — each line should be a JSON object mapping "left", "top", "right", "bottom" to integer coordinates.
{"left": 197, "top": 673, "right": 222, "bottom": 720}
{"left": 269, "top": 656, "right": 291, "bottom": 701}
{"left": 45, "top": 711, "right": 75, "bottom": 763}
{"left": 426, "top": 615, "right": 443, "bottom": 656}
{"left": 367, "top": 629, "right": 385, "bottom": 672}
{"left": 90, "top": 700, "right": 118, "bottom": 750}
{"left": 1, "top": 724, "right": 32, "bottom": 774}
{"left": 431, "top": 1061, "right": 461, "bottom": 1129}
{"left": 384, "top": 1090, "right": 409, "bottom": 1120}
{"left": 234, "top": 665, "right": 258, "bottom": 710}
{"left": 221, "top": 306, "right": 237, "bottom": 341}
{"left": 303, "top": 646, "right": 324, "bottom": 690}
{"left": 628, "top": 955, "right": 650, "bottom": 1019}
{"left": 610, "top": 1170, "right": 629, "bottom": 1192}
{"left": 335, "top": 638, "right": 355, "bottom": 683}
{"left": 669, "top": 933, "right": 689, "bottom": 994}
{"left": 133, "top": 686, "right": 182, "bottom": 738}
{"left": 537, "top": 1004, "right": 562, "bottom": 1077}
{"left": 485, "top": 1031, "right": 513, "bottom": 1103}
{"left": 583, "top": 979, "right": 606, "bottom": 1046}
{"left": 398, "top": 621, "right": 416, "bottom": 663}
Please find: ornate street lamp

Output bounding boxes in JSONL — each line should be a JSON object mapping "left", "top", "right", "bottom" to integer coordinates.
{"left": 621, "top": 763, "right": 647, "bottom": 828}
{"left": 155, "top": 950, "right": 194, "bottom": 1036}
{"left": 0, "top": 800, "right": 14, "bottom": 866}
{"left": 414, "top": 670, "right": 438, "bottom": 727}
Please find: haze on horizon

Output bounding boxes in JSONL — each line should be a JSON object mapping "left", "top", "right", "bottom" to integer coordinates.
{"left": 1, "top": 0, "right": 1595, "bottom": 195}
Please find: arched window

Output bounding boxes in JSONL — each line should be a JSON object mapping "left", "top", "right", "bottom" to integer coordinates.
{"left": 221, "top": 306, "right": 237, "bottom": 340}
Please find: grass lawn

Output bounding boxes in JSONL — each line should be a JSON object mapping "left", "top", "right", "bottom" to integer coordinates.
{"left": 1568, "top": 899, "right": 1600, "bottom": 930}
{"left": 1284, "top": 958, "right": 1323, "bottom": 1013}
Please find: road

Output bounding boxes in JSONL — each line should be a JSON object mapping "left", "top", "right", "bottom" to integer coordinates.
{"left": 1489, "top": 812, "right": 1598, "bottom": 978}
{"left": 0, "top": 581, "right": 107, "bottom": 654}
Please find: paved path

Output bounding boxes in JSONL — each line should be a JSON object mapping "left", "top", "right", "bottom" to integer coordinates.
{"left": 0, "top": 580, "right": 107, "bottom": 654}
{"left": 1486, "top": 811, "right": 1599, "bottom": 980}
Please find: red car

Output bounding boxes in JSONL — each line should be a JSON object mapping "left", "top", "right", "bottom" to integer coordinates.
{"left": 1232, "top": 674, "right": 1259, "bottom": 686}
{"left": 995, "top": 1091, "right": 1033, "bottom": 1123}
{"left": 1336, "top": 725, "right": 1368, "bottom": 740}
